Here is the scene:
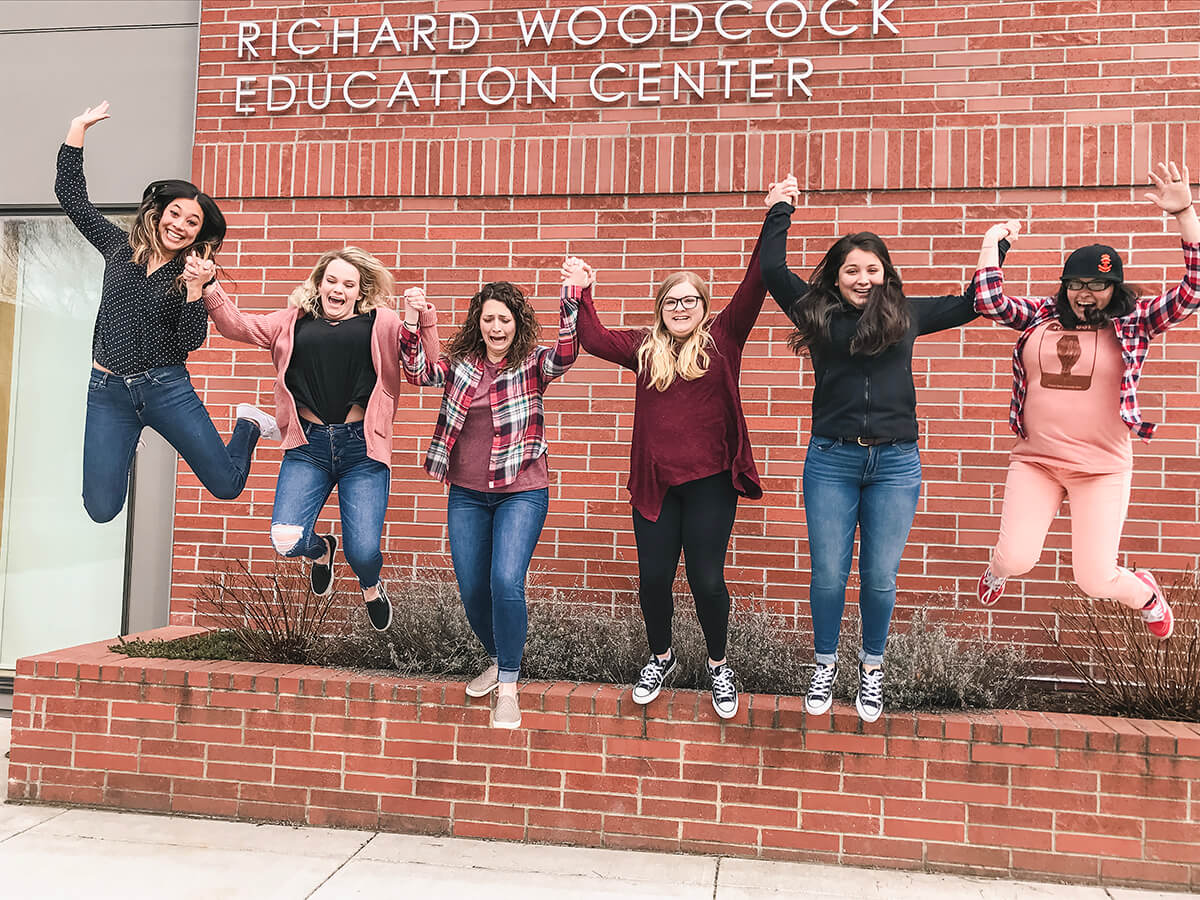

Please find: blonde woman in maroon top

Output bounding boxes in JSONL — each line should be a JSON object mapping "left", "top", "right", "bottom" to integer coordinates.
{"left": 574, "top": 183, "right": 785, "bottom": 719}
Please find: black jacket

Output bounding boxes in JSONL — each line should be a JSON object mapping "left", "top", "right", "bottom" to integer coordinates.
{"left": 761, "top": 202, "right": 1008, "bottom": 441}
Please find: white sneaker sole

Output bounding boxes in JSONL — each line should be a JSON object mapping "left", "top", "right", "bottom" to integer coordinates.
{"left": 712, "top": 695, "right": 738, "bottom": 719}
{"left": 466, "top": 680, "right": 500, "bottom": 698}
{"left": 855, "top": 694, "right": 882, "bottom": 723}
{"left": 805, "top": 695, "right": 834, "bottom": 716}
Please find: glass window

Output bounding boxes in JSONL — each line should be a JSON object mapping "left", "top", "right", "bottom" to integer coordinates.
{"left": 0, "top": 216, "right": 130, "bottom": 669}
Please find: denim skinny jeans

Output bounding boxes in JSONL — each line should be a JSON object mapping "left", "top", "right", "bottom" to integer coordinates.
{"left": 802, "top": 436, "right": 922, "bottom": 666}
{"left": 83, "top": 365, "right": 258, "bottom": 523}
{"left": 270, "top": 420, "right": 390, "bottom": 589}
{"left": 446, "top": 485, "right": 549, "bottom": 683}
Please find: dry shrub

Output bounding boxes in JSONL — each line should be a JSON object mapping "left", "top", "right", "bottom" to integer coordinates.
{"left": 192, "top": 557, "right": 340, "bottom": 665}
{"left": 1045, "top": 569, "right": 1200, "bottom": 722}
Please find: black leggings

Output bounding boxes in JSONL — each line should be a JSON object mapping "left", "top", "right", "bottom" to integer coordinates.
{"left": 632, "top": 472, "right": 739, "bottom": 661}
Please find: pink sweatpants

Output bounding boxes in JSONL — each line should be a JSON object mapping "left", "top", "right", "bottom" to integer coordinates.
{"left": 990, "top": 459, "right": 1152, "bottom": 609}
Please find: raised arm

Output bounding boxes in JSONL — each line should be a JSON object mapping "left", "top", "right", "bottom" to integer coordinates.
{"left": 910, "top": 222, "right": 1016, "bottom": 335}
{"left": 537, "top": 260, "right": 584, "bottom": 385}
{"left": 760, "top": 175, "right": 811, "bottom": 322}
{"left": 569, "top": 260, "right": 643, "bottom": 371}
{"left": 55, "top": 102, "right": 124, "bottom": 254}
{"left": 400, "top": 288, "right": 450, "bottom": 387}
{"left": 971, "top": 221, "right": 1043, "bottom": 330}
{"left": 712, "top": 227, "right": 768, "bottom": 347}
{"left": 1141, "top": 162, "right": 1200, "bottom": 335}
{"left": 195, "top": 278, "right": 283, "bottom": 350}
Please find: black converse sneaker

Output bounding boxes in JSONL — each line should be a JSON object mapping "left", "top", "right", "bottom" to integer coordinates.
{"left": 310, "top": 535, "right": 337, "bottom": 597}
{"left": 708, "top": 662, "right": 739, "bottom": 719}
{"left": 855, "top": 664, "right": 884, "bottom": 723}
{"left": 364, "top": 581, "right": 393, "bottom": 632}
{"left": 805, "top": 661, "right": 838, "bottom": 715}
{"left": 631, "top": 652, "right": 676, "bottom": 704}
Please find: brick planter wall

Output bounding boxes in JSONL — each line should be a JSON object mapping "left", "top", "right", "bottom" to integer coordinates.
{"left": 9, "top": 630, "right": 1200, "bottom": 892}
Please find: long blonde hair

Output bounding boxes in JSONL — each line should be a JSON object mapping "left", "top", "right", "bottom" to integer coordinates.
{"left": 288, "top": 247, "right": 395, "bottom": 316}
{"left": 635, "top": 272, "right": 713, "bottom": 391}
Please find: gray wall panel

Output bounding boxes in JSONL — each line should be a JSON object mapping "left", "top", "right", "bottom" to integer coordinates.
{"left": 0, "top": 10, "right": 199, "bottom": 206}
{"left": 0, "top": 2, "right": 197, "bottom": 32}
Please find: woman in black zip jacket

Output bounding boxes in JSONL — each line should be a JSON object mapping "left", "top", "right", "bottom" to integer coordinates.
{"left": 761, "top": 175, "right": 1012, "bottom": 723}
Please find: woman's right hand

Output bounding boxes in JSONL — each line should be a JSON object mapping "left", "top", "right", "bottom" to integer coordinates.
{"left": 403, "top": 287, "right": 429, "bottom": 325}
{"left": 66, "top": 101, "right": 110, "bottom": 147}
{"left": 766, "top": 175, "right": 799, "bottom": 208}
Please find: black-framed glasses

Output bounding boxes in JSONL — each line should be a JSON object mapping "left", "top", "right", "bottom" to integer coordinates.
{"left": 662, "top": 294, "right": 702, "bottom": 311}
{"left": 1064, "top": 278, "right": 1111, "bottom": 291}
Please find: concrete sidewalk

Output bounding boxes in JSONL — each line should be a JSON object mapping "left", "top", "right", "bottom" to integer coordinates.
{"left": 0, "top": 713, "right": 1185, "bottom": 899}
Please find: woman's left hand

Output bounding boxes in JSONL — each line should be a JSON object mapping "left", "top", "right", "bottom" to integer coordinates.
{"left": 182, "top": 253, "right": 215, "bottom": 298}
{"left": 402, "top": 286, "right": 429, "bottom": 324}
{"left": 1146, "top": 162, "right": 1194, "bottom": 215}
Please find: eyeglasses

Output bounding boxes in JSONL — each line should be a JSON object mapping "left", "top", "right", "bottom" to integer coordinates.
{"left": 662, "top": 294, "right": 703, "bottom": 311}
{"left": 1064, "top": 278, "right": 1112, "bottom": 291}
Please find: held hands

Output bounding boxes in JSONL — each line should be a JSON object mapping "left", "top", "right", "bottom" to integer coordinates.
{"left": 766, "top": 174, "right": 800, "bottom": 208}
{"left": 982, "top": 219, "right": 1022, "bottom": 248}
{"left": 1145, "top": 162, "right": 1195, "bottom": 216}
{"left": 66, "top": 101, "right": 110, "bottom": 146}
{"left": 561, "top": 256, "right": 596, "bottom": 289}
{"left": 402, "top": 287, "right": 430, "bottom": 325}
{"left": 182, "top": 253, "right": 216, "bottom": 301}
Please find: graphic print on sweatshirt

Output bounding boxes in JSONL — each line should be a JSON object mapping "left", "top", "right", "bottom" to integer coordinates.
{"left": 1037, "top": 321, "right": 1102, "bottom": 391}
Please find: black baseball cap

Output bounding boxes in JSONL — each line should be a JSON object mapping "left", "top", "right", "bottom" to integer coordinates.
{"left": 1061, "top": 244, "right": 1123, "bottom": 283}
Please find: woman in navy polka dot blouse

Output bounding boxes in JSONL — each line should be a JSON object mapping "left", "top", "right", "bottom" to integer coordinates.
{"left": 56, "top": 102, "right": 278, "bottom": 523}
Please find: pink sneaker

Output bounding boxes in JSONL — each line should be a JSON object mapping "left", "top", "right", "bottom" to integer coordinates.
{"left": 1134, "top": 570, "right": 1174, "bottom": 640}
{"left": 977, "top": 566, "right": 1008, "bottom": 607}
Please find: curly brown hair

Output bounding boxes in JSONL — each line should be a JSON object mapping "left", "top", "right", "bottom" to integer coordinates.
{"left": 444, "top": 282, "right": 541, "bottom": 371}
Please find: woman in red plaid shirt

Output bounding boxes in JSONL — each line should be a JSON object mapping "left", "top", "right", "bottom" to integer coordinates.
{"left": 401, "top": 269, "right": 583, "bottom": 729}
{"left": 973, "top": 162, "right": 1200, "bottom": 640}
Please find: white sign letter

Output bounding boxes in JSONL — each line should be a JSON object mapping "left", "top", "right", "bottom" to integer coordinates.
{"left": 618, "top": 5, "right": 658, "bottom": 45}
{"left": 589, "top": 63, "right": 626, "bottom": 102}
{"left": 787, "top": 57, "right": 814, "bottom": 97}
{"left": 237, "top": 22, "right": 261, "bottom": 59}
{"left": 526, "top": 69, "right": 558, "bottom": 103}
{"left": 517, "top": 9, "right": 562, "bottom": 47}
{"left": 370, "top": 18, "right": 402, "bottom": 53}
{"left": 637, "top": 62, "right": 661, "bottom": 101}
{"left": 873, "top": 0, "right": 900, "bottom": 35}
{"left": 568, "top": 7, "right": 608, "bottom": 47}
{"left": 234, "top": 76, "right": 256, "bottom": 112}
{"left": 343, "top": 71, "right": 377, "bottom": 109}
{"left": 714, "top": 1, "right": 752, "bottom": 40}
{"left": 765, "top": 1, "right": 807, "bottom": 39}
{"left": 287, "top": 18, "right": 322, "bottom": 56}
{"left": 669, "top": 4, "right": 703, "bottom": 43}
{"left": 412, "top": 14, "right": 436, "bottom": 51}
{"left": 266, "top": 75, "right": 297, "bottom": 112}
{"left": 477, "top": 67, "right": 517, "bottom": 106}
{"left": 748, "top": 58, "right": 774, "bottom": 99}
{"left": 820, "top": 0, "right": 858, "bottom": 38}
{"left": 449, "top": 13, "right": 481, "bottom": 50}
{"left": 388, "top": 72, "right": 421, "bottom": 108}
{"left": 332, "top": 18, "right": 359, "bottom": 55}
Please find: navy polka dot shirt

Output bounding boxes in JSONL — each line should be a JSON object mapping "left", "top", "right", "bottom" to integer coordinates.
{"left": 55, "top": 144, "right": 209, "bottom": 375}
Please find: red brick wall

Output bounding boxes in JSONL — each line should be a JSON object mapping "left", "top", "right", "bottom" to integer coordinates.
{"left": 176, "top": 1, "right": 1200, "bottom": 664}
{"left": 10, "top": 633, "right": 1200, "bottom": 890}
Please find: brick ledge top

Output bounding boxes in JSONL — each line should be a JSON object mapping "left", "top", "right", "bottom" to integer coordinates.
{"left": 14, "top": 627, "right": 1200, "bottom": 753}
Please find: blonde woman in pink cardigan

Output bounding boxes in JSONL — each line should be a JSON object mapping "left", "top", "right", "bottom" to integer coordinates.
{"left": 184, "top": 249, "right": 438, "bottom": 629}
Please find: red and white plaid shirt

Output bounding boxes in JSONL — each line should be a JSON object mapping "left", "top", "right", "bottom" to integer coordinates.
{"left": 974, "top": 240, "right": 1200, "bottom": 441}
{"left": 401, "top": 286, "right": 579, "bottom": 487}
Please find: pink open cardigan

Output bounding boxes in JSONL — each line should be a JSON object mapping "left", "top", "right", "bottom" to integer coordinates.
{"left": 203, "top": 282, "right": 439, "bottom": 466}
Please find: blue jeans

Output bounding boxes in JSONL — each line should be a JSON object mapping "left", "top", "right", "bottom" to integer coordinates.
{"left": 802, "top": 436, "right": 922, "bottom": 666}
{"left": 83, "top": 365, "right": 259, "bottom": 523}
{"left": 270, "top": 421, "right": 390, "bottom": 589}
{"left": 446, "top": 485, "right": 549, "bottom": 683}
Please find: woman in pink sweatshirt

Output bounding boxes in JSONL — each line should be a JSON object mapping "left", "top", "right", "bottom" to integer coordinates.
{"left": 185, "top": 248, "right": 438, "bottom": 630}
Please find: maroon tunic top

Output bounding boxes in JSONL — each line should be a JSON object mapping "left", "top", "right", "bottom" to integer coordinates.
{"left": 576, "top": 234, "right": 766, "bottom": 521}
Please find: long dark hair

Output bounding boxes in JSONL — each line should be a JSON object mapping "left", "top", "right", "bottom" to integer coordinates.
{"left": 445, "top": 281, "right": 540, "bottom": 371}
{"left": 1054, "top": 281, "right": 1138, "bottom": 328}
{"left": 129, "top": 179, "right": 226, "bottom": 266}
{"left": 786, "top": 232, "right": 910, "bottom": 357}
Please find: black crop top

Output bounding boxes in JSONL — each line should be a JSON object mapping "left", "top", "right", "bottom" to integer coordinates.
{"left": 285, "top": 310, "right": 377, "bottom": 424}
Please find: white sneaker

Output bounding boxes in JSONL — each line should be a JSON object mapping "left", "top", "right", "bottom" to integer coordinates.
{"left": 805, "top": 662, "right": 838, "bottom": 715}
{"left": 237, "top": 403, "right": 281, "bottom": 441}
{"left": 855, "top": 665, "right": 885, "bottom": 723}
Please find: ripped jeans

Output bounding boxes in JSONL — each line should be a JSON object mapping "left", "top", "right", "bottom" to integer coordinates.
{"left": 269, "top": 420, "right": 390, "bottom": 590}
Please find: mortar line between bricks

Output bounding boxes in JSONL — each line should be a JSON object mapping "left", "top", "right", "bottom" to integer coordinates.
{"left": 712, "top": 856, "right": 721, "bottom": 900}
{"left": 0, "top": 806, "right": 70, "bottom": 845}
{"left": 304, "top": 831, "right": 378, "bottom": 899}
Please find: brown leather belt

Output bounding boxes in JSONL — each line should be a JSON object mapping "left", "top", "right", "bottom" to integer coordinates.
{"left": 854, "top": 436, "right": 894, "bottom": 446}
